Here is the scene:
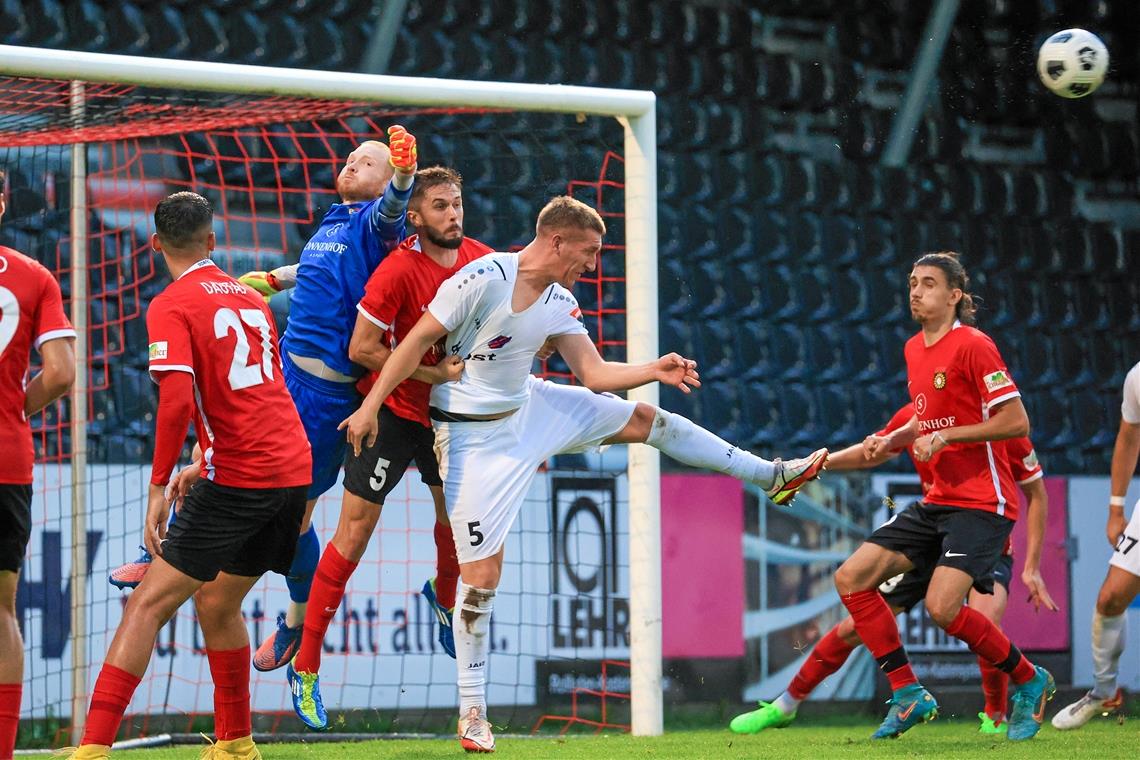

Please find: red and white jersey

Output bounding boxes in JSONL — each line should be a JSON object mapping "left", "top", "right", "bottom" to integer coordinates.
{"left": 355, "top": 236, "right": 492, "bottom": 426}
{"left": 0, "top": 247, "right": 76, "bottom": 484}
{"left": 146, "top": 259, "right": 310, "bottom": 489}
{"left": 1001, "top": 435, "right": 1044, "bottom": 555}
{"left": 904, "top": 323, "right": 1021, "bottom": 519}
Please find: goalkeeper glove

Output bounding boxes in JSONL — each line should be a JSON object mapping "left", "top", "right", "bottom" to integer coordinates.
{"left": 239, "top": 270, "right": 283, "bottom": 300}
{"left": 387, "top": 124, "right": 417, "bottom": 175}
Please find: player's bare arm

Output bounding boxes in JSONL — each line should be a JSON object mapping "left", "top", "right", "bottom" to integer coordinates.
{"left": 552, "top": 332, "right": 700, "bottom": 394}
{"left": 913, "top": 397, "right": 1030, "bottom": 462}
{"left": 340, "top": 311, "right": 451, "bottom": 454}
{"left": 1019, "top": 477, "right": 1056, "bottom": 611}
{"left": 22, "top": 335, "right": 76, "bottom": 415}
{"left": 346, "top": 312, "right": 461, "bottom": 385}
{"left": 1107, "top": 418, "right": 1140, "bottom": 547}
{"left": 828, "top": 441, "right": 900, "bottom": 471}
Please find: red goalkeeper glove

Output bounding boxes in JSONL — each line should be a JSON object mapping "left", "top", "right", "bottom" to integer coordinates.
{"left": 387, "top": 124, "right": 417, "bottom": 175}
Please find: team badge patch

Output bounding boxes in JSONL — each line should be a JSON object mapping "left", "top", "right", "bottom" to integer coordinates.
{"left": 933, "top": 370, "right": 947, "bottom": 390}
{"left": 982, "top": 369, "right": 1013, "bottom": 393}
{"left": 148, "top": 341, "right": 168, "bottom": 361}
{"left": 1022, "top": 450, "right": 1039, "bottom": 470}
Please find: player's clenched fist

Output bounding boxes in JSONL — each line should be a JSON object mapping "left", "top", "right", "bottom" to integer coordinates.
{"left": 387, "top": 124, "right": 417, "bottom": 175}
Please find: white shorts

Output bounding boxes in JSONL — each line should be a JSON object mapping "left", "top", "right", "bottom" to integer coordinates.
{"left": 433, "top": 376, "right": 637, "bottom": 563}
{"left": 1109, "top": 499, "right": 1140, "bottom": 577}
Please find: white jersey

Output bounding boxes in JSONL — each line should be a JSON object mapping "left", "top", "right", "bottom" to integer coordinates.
{"left": 427, "top": 252, "right": 587, "bottom": 415}
{"left": 1122, "top": 361, "right": 1140, "bottom": 425}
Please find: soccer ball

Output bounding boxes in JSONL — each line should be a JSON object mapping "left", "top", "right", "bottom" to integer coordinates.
{"left": 1036, "top": 28, "right": 1109, "bottom": 98}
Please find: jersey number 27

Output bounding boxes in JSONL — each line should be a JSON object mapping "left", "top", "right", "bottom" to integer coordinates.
{"left": 214, "top": 307, "right": 274, "bottom": 390}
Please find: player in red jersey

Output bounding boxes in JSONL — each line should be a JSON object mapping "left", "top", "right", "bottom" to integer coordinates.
{"left": 286, "top": 167, "right": 481, "bottom": 729}
{"left": 0, "top": 168, "right": 77, "bottom": 760}
{"left": 63, "top": 193, "right": 312, "bottom": 760}
{"left": 731, "top": 402, "right": 1054, "bottom": 736}
{"left": 831, "top": 252, "right": 1054, "bottom": 741}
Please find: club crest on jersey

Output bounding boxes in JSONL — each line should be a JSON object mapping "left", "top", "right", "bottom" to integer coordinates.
{"left": 487, "top": 334, "right": 512, "bottom": 350}
{"left": 1022, "top": 450, "right": 1039, "bottom": 470}
{"left": 983, "top": 369, "right": 1013, "bottom": 393}
{"left": 933, "top": 369, "right": 947, "bottom": 390}
{"left": 148, "top": 341, "right": 168, "bottom": 361}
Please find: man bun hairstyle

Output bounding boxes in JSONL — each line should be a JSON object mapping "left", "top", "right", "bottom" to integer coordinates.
{"left": 154, "top": 192, "right": 213, "bottom": 249}
{"left": 913, "top": 250, "right": 979, "bottom": 326}
{"left": 410, "top": 166, "right": 463, "bottom": 207}
{"left": 537, "top": 195, "right": 606, "bottom": 237}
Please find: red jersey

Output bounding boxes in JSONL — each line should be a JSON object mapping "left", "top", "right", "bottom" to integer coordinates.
{"left": 146, "top": 259, "right": 310, "bottom": 489}
{"left": 0, "top": 248, "right": 76, "bottom": 484}
{"left": 905, "top": 324, "right": 1022, "bottom": 519}
{"left": 355, "top": 236, "right": 492, "bottom": 426}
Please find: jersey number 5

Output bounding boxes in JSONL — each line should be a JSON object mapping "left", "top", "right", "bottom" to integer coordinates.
{"left": 0, "top": 286, "right": 19, "bottom": 359}
{"left": 214, "top": 307, "right": 274, "bottom": 390}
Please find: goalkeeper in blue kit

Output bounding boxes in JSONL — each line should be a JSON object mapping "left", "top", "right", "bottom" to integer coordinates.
{"left": 110, "top": 125, "right": 422, "bottom": 672}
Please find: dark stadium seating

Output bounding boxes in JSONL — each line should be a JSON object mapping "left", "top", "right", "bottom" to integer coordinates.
{"left": 2, "top": 0, "right": 1136, "bottom": 472}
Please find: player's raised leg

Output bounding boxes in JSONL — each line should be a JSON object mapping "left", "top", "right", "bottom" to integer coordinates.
{"left": 601, "top": 403, "right": 827, "bottom": 505}
{"left": 1053, "top": 565, "right": 1139, "bottom": 729}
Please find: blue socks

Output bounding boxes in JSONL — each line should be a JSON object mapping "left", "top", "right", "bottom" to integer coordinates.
{"left": 286, "top": 525, "right": 320, "bottom": 603}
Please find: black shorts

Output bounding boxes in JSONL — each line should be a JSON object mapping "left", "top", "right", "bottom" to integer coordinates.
{"left": 161, "top": 480, "right": 307, "bottom": 582}
{"left": 342, "top": 405, "right": 442, "bottom": 506}
{"left": 880, "top": 551, "right": 1016, "bottom": 612}
{"left": 0, "top": 484, "right": 32, "bottom": 573}
{"left": 867, "top": 501, "right": 1014, "bottom": 597}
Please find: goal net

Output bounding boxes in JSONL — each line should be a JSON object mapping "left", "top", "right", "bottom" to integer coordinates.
{"left": 0, "top": 52, "right": 659, "bottom": 746}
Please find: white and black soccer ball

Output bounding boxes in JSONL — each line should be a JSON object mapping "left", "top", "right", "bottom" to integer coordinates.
{"left": 1037, "top": 28, "right": 1109, "bottom": 98}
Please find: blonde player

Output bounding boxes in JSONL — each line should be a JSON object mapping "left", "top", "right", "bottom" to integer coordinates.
{"left": 338, "top": 196, "right": 828, "bottom": 752}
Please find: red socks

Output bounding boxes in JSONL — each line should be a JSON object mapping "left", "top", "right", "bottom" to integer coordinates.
{"left": 788, "top": 627, "right": 857, "bottom": 700}
{"left": 978, "top": 655, "right": 1009, "bottom": 720}
{"left": 207, "top": 646, "right": 251, "bottom": 740}
{"left": 840, "top": 590, "right": 917, "bottom": 691}
{"left": 0, "top": 683, "right": 20, "bottom": 760}
{"left": 294, "top": 543, "right": 358, "bottom": 673}
{"left": 946, "top": 606, "right": 1036, "bottom": 684}
{"left": 434, "top": 521, "right": 459, "bottom": 611}
{"left": 81, "top": 664, "right": 141, "bottom": 746}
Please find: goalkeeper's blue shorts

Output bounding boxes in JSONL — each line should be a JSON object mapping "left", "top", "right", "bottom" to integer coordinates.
{"left": 283, "top": 354, "right": 361, "bottom": 500}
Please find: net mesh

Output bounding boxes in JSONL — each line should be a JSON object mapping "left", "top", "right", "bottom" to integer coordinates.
{"left": 0, "top": 78, "right": 631, "bottom": 743}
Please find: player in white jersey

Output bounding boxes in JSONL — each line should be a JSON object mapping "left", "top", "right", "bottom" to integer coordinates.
{"left": 340, "top": 196, "right": 828, "bottom": 753}
{"left": 1052, "top": 361, "right": 1140, "bottom": 729}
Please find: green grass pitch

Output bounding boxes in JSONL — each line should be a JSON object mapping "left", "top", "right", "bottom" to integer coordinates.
{"left": 99, "top": 719, "right": 1130, "bottom": 759}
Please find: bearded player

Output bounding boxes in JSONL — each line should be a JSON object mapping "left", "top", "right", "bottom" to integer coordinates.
{"left": 831, "top": 252, "right": 1054, "bottom": 741}
{"left": 731, "top": 401, "right": 1053, "bottom": 737}
{"left": 0, "top": 168, "right": 77, "bottom": 760}
{"left": 286, "top": 167, "right": 489, "bottom": 729}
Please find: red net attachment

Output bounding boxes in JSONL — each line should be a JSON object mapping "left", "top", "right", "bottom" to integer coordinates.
{"left": 531, "top": 660, "right": 632, "bottom": 736}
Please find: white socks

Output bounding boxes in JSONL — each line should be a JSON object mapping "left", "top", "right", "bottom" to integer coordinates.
{"left": 455, "top": 580, "right": 495, "bottom": 718}
{"left": 1091, "top": 611, "right": 1126, "bottom": 698}
{"left": 644, "top": 409, "right": 776, "bottom": 487}
{"left": 774, "top": 691, "right": 801, "bottom": 715}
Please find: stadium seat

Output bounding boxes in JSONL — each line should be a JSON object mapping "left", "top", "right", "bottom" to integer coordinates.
{"left": 66, "top": 0, "right": 108, "bottom": 52}
{"left": 821, "top": 214, "right": 861, "bottom": 266}
{"left": 26, "top": 0, "right": 66, "bottom": 48}
{"left": 857, "top": 215, "right": 898, "bottom": 266}
{"left": 0, "top": 0, "right": 31, "bottom": 45}
{"left": 816, "top": 383, "right": 861, "bottom": 448}
{"left": 777, "top": 383, "right": 822, "bottom": 448}
{"left": 183, "top": 6, "right": 229, "bottom": 61}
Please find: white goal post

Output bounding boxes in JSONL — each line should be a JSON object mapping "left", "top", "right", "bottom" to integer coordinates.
{"left": 0, "top": 44, "right": 663, "bottom": 737}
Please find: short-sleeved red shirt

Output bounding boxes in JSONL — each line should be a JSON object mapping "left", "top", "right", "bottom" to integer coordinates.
{"left": 355, "top": 235, "right": 492, "bottom": 426}
{"left": 0, "top": 247, "right": 76, "bottom": 484}
{"left": 905, "top": 324, "right": 1022, "bottom": 519}
{"left": 146, "top": 259, "right": 310, "bottom": 489}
